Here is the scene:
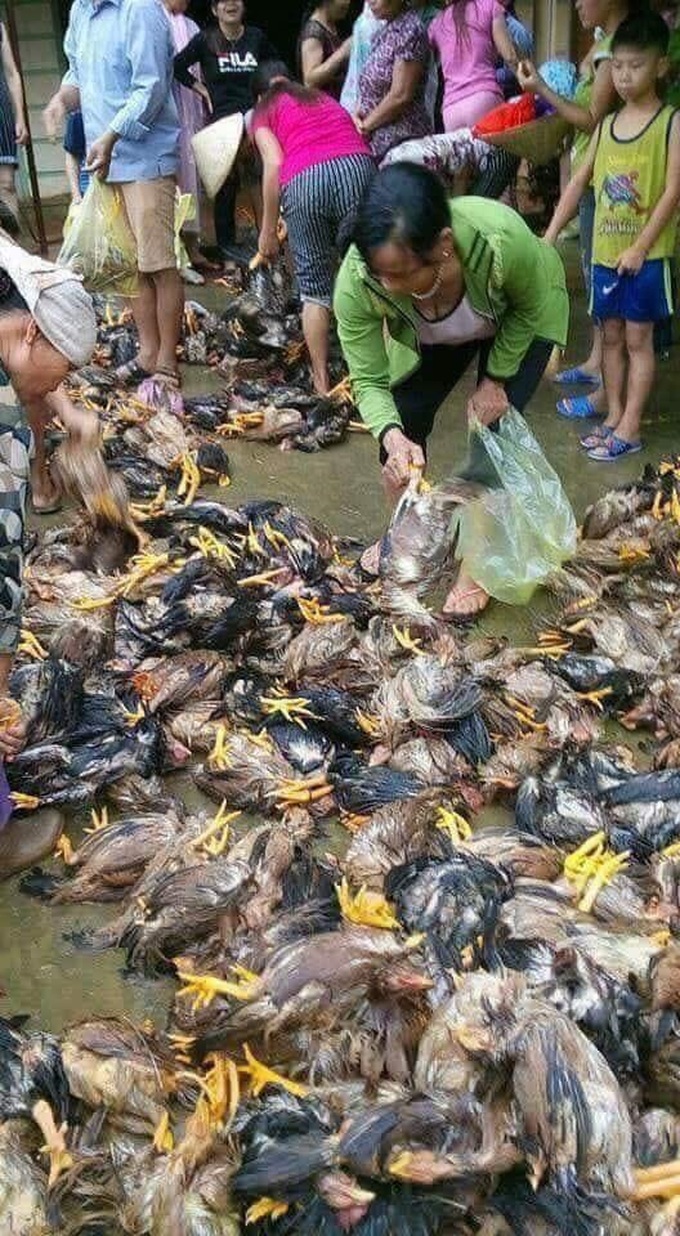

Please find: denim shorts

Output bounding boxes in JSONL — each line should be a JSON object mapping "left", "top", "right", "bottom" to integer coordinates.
{"left": 590, "top": 257, "right": 674, "bottom": 324}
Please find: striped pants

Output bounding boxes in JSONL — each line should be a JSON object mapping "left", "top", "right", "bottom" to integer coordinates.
{"left": 281, "top": 153, "right": 375, "bottom": 307}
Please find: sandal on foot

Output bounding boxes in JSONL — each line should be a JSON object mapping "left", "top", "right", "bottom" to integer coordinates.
{"left": 586, "top": 434, "right": 642, "bottom": 461}
{"left": 556, "top": 395, "right": 602, "bottom": 419}
{"left": 579, "top": 425, "right": 613, "bottom": 449}
{"left": 553, "top": 366, "right": 601, "bottom": 388}
{"left": 113, "top": 359, "right": 152, "bottom": 387}
{"left": 136, "top": 369, "right": 184, "bottom": 414}
{"left": 440, "top": 583, "right": 489, "bottom": 622}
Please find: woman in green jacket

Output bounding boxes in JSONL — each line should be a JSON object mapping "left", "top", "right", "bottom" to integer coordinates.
{"left": 334, "top": 162, "right": 568, "bottom": 617}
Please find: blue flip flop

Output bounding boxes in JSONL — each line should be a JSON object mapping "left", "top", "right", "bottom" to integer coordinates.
{"left": 553, "top": 366, "right": 602, "bottom": 388}
{"left": 556, "top": 395, "right": 602, "bottom": 420}
{"left": 586, "top": 434, "right": 642, "bottom": 461}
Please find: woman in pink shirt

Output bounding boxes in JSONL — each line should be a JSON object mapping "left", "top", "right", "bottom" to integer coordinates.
{"left": 429, "top": 0, "right": 518, "bottom": 131}
{"left": 251, "top": 60, "right": 375, "bottom": 394}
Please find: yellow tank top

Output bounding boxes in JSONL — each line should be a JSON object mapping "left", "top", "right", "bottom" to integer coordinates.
{"left": 593, "top": 104, "right": 678, "bottom": 267}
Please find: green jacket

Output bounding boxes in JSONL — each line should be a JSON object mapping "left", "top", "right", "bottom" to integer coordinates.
{"left": 334, "top": 196, "right": 569, "bottom": 439}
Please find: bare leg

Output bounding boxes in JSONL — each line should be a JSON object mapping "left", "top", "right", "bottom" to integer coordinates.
{"left": 25, "top": 403, "right": 60, "bottom": 511}
{"left": 615, "top": 320, "right": 654, "bottom": 443}
{"left": 128, "top": 275, "right": 160, "bottom": 373}
{"left": 302, "top": 302, "right": 330, "bottom": 395}
{"left": 600, "top": 317, "right": 626, "bottom": 432}
{"left": 152, "top": 267, "right": 184, "bottom": 376}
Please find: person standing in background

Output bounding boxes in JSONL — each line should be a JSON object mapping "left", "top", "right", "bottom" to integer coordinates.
{"left": 0, "top": 22, "right": 28, "bottom": 234}
{"left": 299, "top": 0, "right": 352, "bottom": 97}
{"left": 174, "top": 0, "right": 277, "bottom": 263}
{"left": 356, "top": 0, "right": 432, "bottom": 164}
{"left": 44, "top": 0, "right": 184, "bottom": 409}
{"left": 518, "top": 0, "right": 643, "bottom": 416}
{"left": 428, "top": 0, "right": 518, "bottom": 132}
{"left": 163, "top": 0, "right": 208, "bottom": 281}
{"left": 252, "top": 59, "right": 375, "bottom": 395}
{"left": 340, "top": 0, "right": 384, "bottom": 114}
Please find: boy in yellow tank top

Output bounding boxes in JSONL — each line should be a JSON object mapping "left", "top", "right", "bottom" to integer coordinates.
{"left": 545, "top": 11, "right": 680, "bottom": 460}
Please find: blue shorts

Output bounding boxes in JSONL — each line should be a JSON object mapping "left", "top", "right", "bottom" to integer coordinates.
{"left": 590, "top": 257, "right": 674, "bottom": 323}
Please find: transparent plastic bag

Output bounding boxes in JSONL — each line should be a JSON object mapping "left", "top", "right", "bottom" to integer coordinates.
{"left": 455, "top": 407, "right": 577, "bottom": 605}
{"left": 58, "top": 179, "right": 138, "bottom": 296}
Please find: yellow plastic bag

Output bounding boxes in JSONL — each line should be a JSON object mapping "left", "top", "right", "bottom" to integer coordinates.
{"left": 174, "top": 189, "right": 195, "bottom": 270}
{"left": 58, "top": 178, "right": 138, "bottom": 296}
{"left": 455, "top": 408, "right": 577, "bottom": 605}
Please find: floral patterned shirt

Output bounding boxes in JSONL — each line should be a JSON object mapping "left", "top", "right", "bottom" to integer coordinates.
{"left": 358, "top": 10, "right": 431, "bottom": 163}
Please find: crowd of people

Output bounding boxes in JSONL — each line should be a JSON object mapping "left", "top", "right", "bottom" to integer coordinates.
{"left": 0, "top": 0, "right": 675, "bottom": 730}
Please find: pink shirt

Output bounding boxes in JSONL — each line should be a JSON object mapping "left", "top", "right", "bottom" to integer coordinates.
{"left": 429, "top": 0, "right": 504, "bottom": 110}
{"left": 252, "top": 90, "right": 372, "bottom": 186}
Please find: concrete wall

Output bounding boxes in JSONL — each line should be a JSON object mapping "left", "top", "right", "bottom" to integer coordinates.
{"left": 11, "top": 0, "right": 67, "bottom": 200}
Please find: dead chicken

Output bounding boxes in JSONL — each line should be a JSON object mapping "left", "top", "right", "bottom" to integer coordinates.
{"left": 61, "top": 1017, "right": 186, "bottom": 1135}
{"left": 0, "top": 1118, "right": 53, "bottom": 1235}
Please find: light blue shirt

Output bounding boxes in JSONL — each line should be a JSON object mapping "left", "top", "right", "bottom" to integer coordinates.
{"left": 63, "top": 0, "right": 179, "bottom": 183}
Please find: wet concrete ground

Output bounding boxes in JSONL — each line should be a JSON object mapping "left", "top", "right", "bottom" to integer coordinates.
{"left": 0, "top": 236, "right": 677, "bottom": 1031}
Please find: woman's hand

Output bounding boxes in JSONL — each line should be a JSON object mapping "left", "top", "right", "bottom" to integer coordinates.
{"left": 257, "top": 225, "right": 280, "bottom": 263}
{"left": 0, "top": 698, "right": 25, "bottom": 761}
{"left": 353, "top": 113, "right": 367, "bottom": 135}
{"left": 467, "top": 378, "right": 509, "bottom": 426}
{"left": 517, "top": 59, "right": 543, "bottom": 95}
{"left": 193, "top": 81, "right": 213, "bottom": 114}
{"left": 382, "top": 427, "right": 425, "bottom": 492}
{"left": 15, "top": 116, "right": 28, "bottom": 146}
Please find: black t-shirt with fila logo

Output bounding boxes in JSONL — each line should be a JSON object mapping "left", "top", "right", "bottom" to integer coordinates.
{"left": 174, "top": 26, "right": 279, "bottom": 117}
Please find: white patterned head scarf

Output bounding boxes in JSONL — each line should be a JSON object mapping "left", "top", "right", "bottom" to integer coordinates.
{"left": 0, "top": 228, "right": 96, "bottom": 366}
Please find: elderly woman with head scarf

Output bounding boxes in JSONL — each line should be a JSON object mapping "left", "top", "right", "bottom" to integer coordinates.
{"left": 0, "top": 230, "right": 96, "bottom": 791}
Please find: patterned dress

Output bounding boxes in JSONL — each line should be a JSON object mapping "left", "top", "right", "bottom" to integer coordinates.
{"left": 357, "top": 10, "right": 431, "bottom": 164}
{"left": 0, "top": 393, "right": 31, "bottom": 655}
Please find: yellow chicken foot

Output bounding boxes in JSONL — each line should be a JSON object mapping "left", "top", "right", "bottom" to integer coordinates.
{"left": 297, "top": 597, "right": 343, "bottom": 625}
{"left": 10, "top": 792, "right": 41, "bottom": 811}
{"left": 54, "top": 835, "right": 76, "bottom": 865}
{"left": 18, "top": 629, "right": 48, "bottom": 661}
{"left": 237, "top": 568, "right": 287, "bottom": 588}
{"left": 177, "top": 968, "right": 259, "bottom": 1011}
{"left": 631, "top": 1159, "right": 680, "bottom": 1200}
{"left": 208, "top": 725, "right": 231, "bottom": 770}
{"left": 336, "top": 876, "right": 400, "bottom": 929}
{"left": 32, "top": 1099, "right": 73, "bottom": 1189}
{"left": 578, "top": 850, "right": 630, "bottom": 914}
{"left": 435, "top": 805, "right": 473, "bottom": 842}
{"left": 392, "top": 625, "right": 425, "bottom": 655}
{"left": 574, "top": 686, "right": 614, "bottom": 710}
{"left": 246, "top": 1198, "right": 290, "bottom": 1225}
{"left": 274, "top": 776, "right": 333, "bottom": 804}
{"left": 152, "top": 1109, "right": 174, "bottom": 1153}
{"left": 191, "top": 803, "right": 241, "bottom": 854}
{"left": 189, "top": 526, "right": 238, "bottom": 568}
{"left": 239, "top": 1043, "right": 308, "bottom": 1098}
{"left": 261, "top": 694, "right": 319, "bottom": 727}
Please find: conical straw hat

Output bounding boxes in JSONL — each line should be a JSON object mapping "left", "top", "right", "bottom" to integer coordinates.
{"left": 191, "top": 113, "right": 245, "bottom": 199}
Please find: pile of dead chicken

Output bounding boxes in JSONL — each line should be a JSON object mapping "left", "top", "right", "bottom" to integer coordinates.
{"left": 6, "top": 459, "right": 680, "bottom": 1233}
{"left": 68, "top": 277, "right": 358, "bottom": 466}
